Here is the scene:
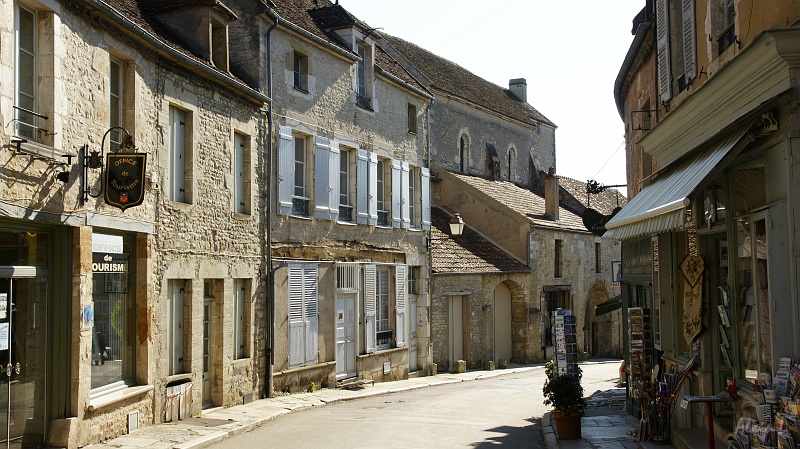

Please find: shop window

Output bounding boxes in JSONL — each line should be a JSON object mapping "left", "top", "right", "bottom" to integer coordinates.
{"left": 91, "top": 233, "right": 136, "bottom": 393}
{"left": 735, "top": 217, "right": 770, "bottom": 383}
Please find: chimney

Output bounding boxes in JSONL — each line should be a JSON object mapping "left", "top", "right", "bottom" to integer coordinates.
{"left": 509, "top": 78, "right": 527, "bottom": 103}
{"left": 544, "top": 167, "right": 559, "bottom": 221}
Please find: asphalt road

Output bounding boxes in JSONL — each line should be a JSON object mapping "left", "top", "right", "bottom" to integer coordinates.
{"left": 207, "top": 361, "right": 622, "bottom": 449}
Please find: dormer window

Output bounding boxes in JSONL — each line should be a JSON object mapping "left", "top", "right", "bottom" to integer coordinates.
{"left": 210, "top": 17, "right": 228, "bottom": 71}
{"left": 355, "top": 42, "right": 372, "bottom": 110}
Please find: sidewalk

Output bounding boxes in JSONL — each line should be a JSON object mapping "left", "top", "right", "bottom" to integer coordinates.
{"left": 86, "top": 365, "right": 539, "bottom": 449}
{"left": 542, "top": 387, "right": 676, "bottom": 449}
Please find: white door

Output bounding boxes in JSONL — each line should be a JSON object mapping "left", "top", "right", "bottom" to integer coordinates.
{"left": 408, "top": 296, "right": 418, "bottom": 372}
{"left": 335, "top": 294, "right": 357, "bottom": 380}
{"left": 448, "top": 296, "right": 464, "bottom": 371}
{"left": 202, "top": 299, "right": 213, "bottom": 407}
{"left": 494, "top": 284, "right": 512, "bottom": 364}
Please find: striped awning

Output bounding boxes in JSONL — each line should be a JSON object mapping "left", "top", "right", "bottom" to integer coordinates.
{"left": 604, "top": 122, "right": 754, "bottom": 241}
{"left": 595, "top": 294, "right": 622, "bottom": 317}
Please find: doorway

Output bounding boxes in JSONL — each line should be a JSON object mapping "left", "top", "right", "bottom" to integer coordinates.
{"left": 0, "top": 274, "right": 46, "bottom": 449}
{"left": 202, "top": 298, "right": 213, "bottom": 407}
{"left": 494, "top": 284, "right": 512, "bottom": 364}
{"left": 335, "top": 294, "right": 357, "bottom": 380}
{"left": 448, "top": 296, "right": 466, "bottom": 371}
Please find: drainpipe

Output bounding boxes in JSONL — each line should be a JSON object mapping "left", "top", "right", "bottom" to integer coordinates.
{"left": 264, "top": 11, "right": 279, "bottom": 399}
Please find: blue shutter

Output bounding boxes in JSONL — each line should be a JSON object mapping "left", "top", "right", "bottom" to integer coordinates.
{"left": 278, "top": 126, "right": 294, "bottom": 215}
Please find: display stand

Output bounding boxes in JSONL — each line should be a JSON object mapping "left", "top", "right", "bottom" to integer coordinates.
{"left": 553, "top": 309, "right": 578, "bottom": 376}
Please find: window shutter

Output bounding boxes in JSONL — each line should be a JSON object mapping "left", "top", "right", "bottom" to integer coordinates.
{"left": 288, "top": 264, "right": 305, "bottom": 367}
{"left": 357, "top": 149, "right": 369, "bottom": 224}
{"left": 395, "top": 265, "right": 407, "bottom": 348}
{"left": 391, "top": 159, "right": 402, "bottom": 228}
{"left": 656, "top": 0, "right": 672, "bottom": 102}
{"left": 421, "top": 167, "right": 431, "bottom": 230}
{"left": 278, "top": 126, "right": 294, "bottom": 215}
{"left": 169, "top": 108, "right": 186, "bottom": 202}
{"left": 329, "top": 141, "right": 340, "bottom": 221}
{"left": 304, "top": 264, "right": 319, "bottom": 365}
{"left": 682, "top": 0, "right": 696, "bottom": 82}
{"left": 234, "top": 134, "right": 246, "bottom": 214}
{"left": 368, "top": 152, "right": 378, "bottom": 226}
{"left": 401, "top": 162, "right": 411, "bottom": 229}
{"left": 364, "top": 264, "right": 377, "bottom": 354}
{"left": 234, "top": 280, "right": 245, "bottom": 359}
{"left": 314, "top": 136, "right": 331, "bottom": 219}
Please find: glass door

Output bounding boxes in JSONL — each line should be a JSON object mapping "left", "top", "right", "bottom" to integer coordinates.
{"left": 0, "top": 276, "right": 46, "bottom": 449}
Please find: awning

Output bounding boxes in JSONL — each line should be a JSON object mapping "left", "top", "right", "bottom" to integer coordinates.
{"left": 603, "top": 121, "right": 754, "bottom": 241}
{"left": 595, "top": 295, "right": 622, "bottom": 316}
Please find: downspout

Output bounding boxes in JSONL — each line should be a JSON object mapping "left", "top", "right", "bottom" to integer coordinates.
{"left": 264, "top": 12, "right": 279, "bottom": 399}
{"left": 425, "top": 98, "right": 435, "bottom": 374}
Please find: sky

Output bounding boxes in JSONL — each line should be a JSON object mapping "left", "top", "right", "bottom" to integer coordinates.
{"left": 340, "top": 0, "right": 644, "bottom": 189}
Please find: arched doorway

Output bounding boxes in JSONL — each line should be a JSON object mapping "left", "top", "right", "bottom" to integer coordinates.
{"left": 494, "top": 283, "right": 512, "bottom": 364}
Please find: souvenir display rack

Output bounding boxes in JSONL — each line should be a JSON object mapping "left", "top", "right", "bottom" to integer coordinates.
{"left": 553, "top": 309, "right": 578, "bottom": 376}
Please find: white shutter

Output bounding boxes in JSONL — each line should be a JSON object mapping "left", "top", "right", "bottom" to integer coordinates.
{"left": 656, "top": 0, "right": 672, "bottom": 102}
{"left": 168, "top": 281, "right": 185, "bottom": 375}
{"left": 364, "top": 264, "right": 377, "bottom": 354}
{"left": 357, "top": 149, "right": 370, "bottom": 224}
{"left": 682, "top": 0, "right": 696, "bottom": 81}
{"left": 304, "top": 264, "right": 319, "bottom": 365}
{"left": 234, "top": 134, "right": 245, "bottom": 214}
{"left": 395, "top": 265, "right": 407, "bottom": 348}
{"left": 421, "top": 167, "right": 431, "bottom": 231}
{"left": 314, "top": 136, "right": 331, "bottom": 219}
{"left": 368, "top": 152, "right": 378, "bottom": 226}
{"left": 329, "top": 141, "right": 340, "bottom": 221}
{"left": 278, "top": 126, "right": 294, "bottom": 215}
{"left": 234, "top": 280, "right": 245, "bottom": 359}
{"left": 288, "top": 264, "right": 305, "bottom": 367}
{"left": 391, "top": 159, "right": 402, "bottom": 228}
{"left": 401, "top": 162, "right": 410, "bottom": 229}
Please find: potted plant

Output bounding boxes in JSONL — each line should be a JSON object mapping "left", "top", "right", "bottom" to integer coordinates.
{"left": 542, "top": 360, "right": 586, "bottom": 440}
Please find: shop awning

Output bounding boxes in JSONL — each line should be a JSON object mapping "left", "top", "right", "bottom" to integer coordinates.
{"left": 603, "top": 122, "right": 754, "bottom": 241}
{"left": 595, "top": 294, "right": 622, "bottom": 316}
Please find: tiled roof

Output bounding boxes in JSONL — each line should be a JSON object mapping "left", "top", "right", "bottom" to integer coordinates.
{"left": 557, "top": 175, "right": 627, "bottom": 216}
{"left": 381, "top": 34, "right": 556, "bottom": 129}
{"left": 449, "top": 171, "right": 589, "bottom": 232}
{"left": 431, "top": 208, "right": 529, "bottom": 274}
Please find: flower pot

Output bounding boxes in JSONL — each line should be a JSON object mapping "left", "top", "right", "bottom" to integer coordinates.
{"left": 552, "top": 411, "right": 583, "bottom": 440}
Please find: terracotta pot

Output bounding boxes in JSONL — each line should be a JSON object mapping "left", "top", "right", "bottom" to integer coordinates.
{"left": 552, "top": 411, "right": 583, "bottom": 440}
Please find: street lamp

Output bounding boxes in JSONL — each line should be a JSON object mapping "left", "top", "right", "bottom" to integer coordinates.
{"left": 449, "top": 213, "right": 464, "bottom": 236}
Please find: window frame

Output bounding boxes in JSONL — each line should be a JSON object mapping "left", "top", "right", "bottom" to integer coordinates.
{"left": 15, "top": 4, "right": 38, "bottom": 140}
{"left": 293, "top": 51, "right": 309, "bottom": 93}
{"left": 168, "top": 106, "right": 190, "bottom": 203}
{"left": 339, "top": 147, "right": 355, "bottom": 222}
{"left": 407, "top": 103, "right": 417, "bottom": 134}
{"left": 376, "top": 158, "right": 388, "bottom": 226}
{"left": 167, "top": 280, "right": 186, "bottom": 376}
{"left": 233, "top": 279, "right": 247, "bottom": 360}
{"left": 292, "top": 134, "right": 311, "bottom": 216}
{"left": 408, "top": 166, "right": 418, "bottom": 229}
{"left": 554, "top": 239, "right": 563, "bottom": 278}
{"left": 355, "top": 42, "right": 372, "bottom": 110}
{"left": 233, "top": 132, "right": 250, "bottom": 215}
{"left": 376, "top": 267, "right": 392, "bottom": 350}
{"left": 595, "top": 242, "right": 602, "bottom": 274}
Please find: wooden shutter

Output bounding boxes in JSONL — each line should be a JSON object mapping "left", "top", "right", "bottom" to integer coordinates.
{"left": 391, "top": 159, "right": 402, "bottom": 228}
{"left": 329, "top": 141, "right": 340, "bottom": 221}
{"left": 395, "top": 265, "right": 407, "bottom": 348}
{"left": 401, "top": 162, "right": 411, "bottom": 229}
{"left": 656, "top": 0, "right": 672, "bottom": 102}
{"left": 368, "top": 152, "right": 378, "bottom": 225}
{"left": 304, "top": 264, "right": 319, "bottom": 365}
{"left": 314, "top": 136, "right": 331, "bottom": 219}
{"left": 278, "top": 126, "right": 294, "bottom": 215}
{"left": 288, "top": 264, "right": 305, "bottom": 367}
{"left": 357, "top": 149, "right": 369, "bottom": 224}
{"left": 364, "top": 264, "right": 377, "bottom": 353}
{"left": 682, "top": 0, "right": 696, "bottom": 82}
{"left": 421, "top": 167, "right": 431, "bottom": 230}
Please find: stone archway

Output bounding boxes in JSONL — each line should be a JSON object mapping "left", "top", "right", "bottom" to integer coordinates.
{"left": 493, "top": 279, "right": 527, "bottom": 364}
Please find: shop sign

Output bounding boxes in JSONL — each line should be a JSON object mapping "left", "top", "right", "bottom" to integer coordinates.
{"left": 611, "top": 260, "right": 622, "bottom": 287}
{"left": 582, "top": 206, "right": 622, "bottom": 237}
{"left": 104, "top": 153, "right": 147, "bottom": 211}
{"left": 92, "top": 252, "right": 129, "bottom": 274}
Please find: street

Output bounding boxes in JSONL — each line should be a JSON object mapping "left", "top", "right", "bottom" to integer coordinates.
{"left": 207, "top": 360, "right": 623, "bottom": 449}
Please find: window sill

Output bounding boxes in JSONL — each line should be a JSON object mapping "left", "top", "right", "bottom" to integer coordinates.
{"left": 293, "top": 86, "right": 309, "bottom": 95}
{"left": 88, "top": 384, "right": 153, "bottom": 412}
{"left": 337, "top": 220, "right": 357, "bottom": 226}
{"left": 13, "top": 138, "right": 76, "bottom": 163}
{"left": 232, "top": 212, "right": 252, "bottom": 221}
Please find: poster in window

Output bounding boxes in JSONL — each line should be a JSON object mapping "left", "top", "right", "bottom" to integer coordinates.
{"left": 0, "top": 322, "right": 8, "bottom": 351}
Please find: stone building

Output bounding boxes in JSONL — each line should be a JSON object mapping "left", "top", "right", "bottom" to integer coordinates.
{"left": 250, "top": 1, "right": 434, "bottom": 392}
{"left": 612, "top": 0, "right": 800, "bottom": 445}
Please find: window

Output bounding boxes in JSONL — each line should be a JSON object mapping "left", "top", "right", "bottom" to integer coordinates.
{"left": 110, "top": 58, "right": 123, "bottom": 150}
{"left": 656, "top": 0, "right": 696, "bottom": 100}
{"left": 293, "top": 51, "right": 308, "bottom": 92}
{"left": 407, "top": 103, "right": 417, "bottom": 134}
{"left": 293, "top": 135, "right": 310, "bottom": 216}
{"left": 555, "top": 239, "right": 563, "bottom": 278}
{"left": 459, "top": 134, "right": 469, "bottom": 173}
{"left": 508, "top": 147, "right": 517, "bottom": 182}
{"left": 233, "top": 132, "right": 250, "bottom": 214}
{"left": 376, "top": 159, "right": 388, "bottom": 226}
{"left": 407, "top": 266, "right": 418, "bottom": 297}
{"left": 167, "top": 280, "right": 186, "bottom": 375}
{"left": 91, "top": 233, "right": 136, "bottom": 392}
{"left": 339, "top": 148, "right": 354, "bottom": 222}
{"left": 735, "top": 218, "right": 770, "bottom": 383}
{"left": 408, "top": 166, "right": 418, "bottom": 228}
{"left": 288, "top": 264, "right": 318, "bottom": 368}
{"left": 355, "top": 42, "right": 372, "bottom": 110}
{"left": 717, "top": 0, "right": 736, "bottom": 55}
{"left": 595, "top": 242, "right": 602, "bottom": 273}
{"left": 233, "top": 279, "right": 247, "bottom": 360}
{"left": 15, "top": 5, "right": 37, "bottom": 140}
{"left": 168, "top": 106, "right": 190, "bottom": 203}
{"left": 356, "top": 149, "right": 378, "bottom": 225}
{"left": 376, "top": 268, "right": 391, "bottom": 349}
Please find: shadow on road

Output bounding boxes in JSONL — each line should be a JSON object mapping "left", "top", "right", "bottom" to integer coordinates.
{"left": 471, "top": 417, "right": 544, "bottom": 448}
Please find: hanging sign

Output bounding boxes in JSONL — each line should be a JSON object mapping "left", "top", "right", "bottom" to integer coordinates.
{"left": 582, "top": 206, "right": 622, "bottom": 236}
{"left": 104, "top": 153, "right": 147, "bottom": 211}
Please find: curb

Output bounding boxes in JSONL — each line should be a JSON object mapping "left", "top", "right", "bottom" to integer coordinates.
{"left": 542, "top": 412, "right": 560, "bottom": 449}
